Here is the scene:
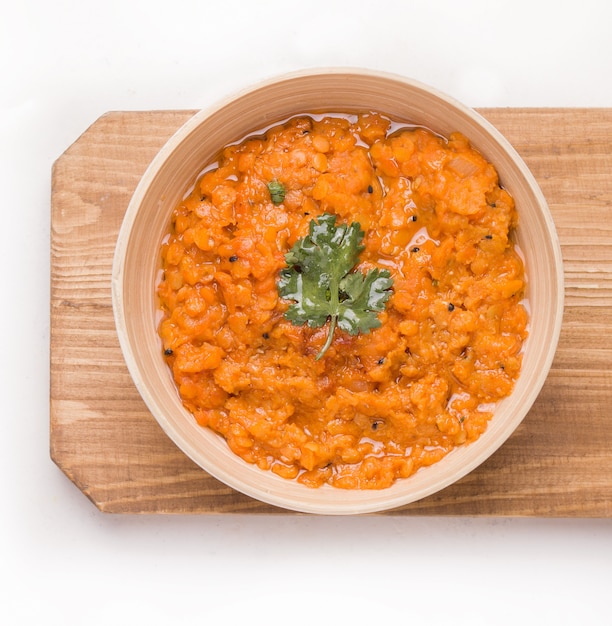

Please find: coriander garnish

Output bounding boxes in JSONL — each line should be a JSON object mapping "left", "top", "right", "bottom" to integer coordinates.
{"left": 277, "top": 213, "right": 393, "bottom": 360}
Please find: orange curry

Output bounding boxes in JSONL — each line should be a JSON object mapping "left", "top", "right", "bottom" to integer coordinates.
{"left": 157, "top": 112, "right": 528, "bottom": 489}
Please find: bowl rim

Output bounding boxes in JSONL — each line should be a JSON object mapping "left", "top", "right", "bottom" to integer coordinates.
{"left": 112, "top": 67, "right": 565, "bottom": 515}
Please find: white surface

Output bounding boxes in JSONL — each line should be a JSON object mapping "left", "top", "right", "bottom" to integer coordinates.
{"left": 2, "top": 0, "right": 611, "bottom": 623}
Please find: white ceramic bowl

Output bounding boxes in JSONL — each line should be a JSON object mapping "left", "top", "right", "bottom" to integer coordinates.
{"left": 112, "top": 68, "right": 564, "bottom": 515}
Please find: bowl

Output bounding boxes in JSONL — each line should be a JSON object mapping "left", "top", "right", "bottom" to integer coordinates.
{"left": 111, "top": 68, "right": 564, "bottom": 515}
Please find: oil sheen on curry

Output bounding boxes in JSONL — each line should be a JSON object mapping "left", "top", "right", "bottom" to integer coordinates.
{"left": 157, "top": 112, "right": 528, "bottom": 489}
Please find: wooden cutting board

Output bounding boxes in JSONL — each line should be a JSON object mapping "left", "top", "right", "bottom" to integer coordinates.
{"left": 50, "top": 108, "right": 612, "bottom": 516}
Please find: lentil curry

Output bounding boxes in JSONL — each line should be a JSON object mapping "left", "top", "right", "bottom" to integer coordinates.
{"left": 157, "top": 112, "right": 528, "bottom": 489}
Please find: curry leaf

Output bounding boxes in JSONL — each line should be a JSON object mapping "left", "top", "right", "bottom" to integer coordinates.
{"left": 267, "top": 180, "right": 286, "bottom": 204}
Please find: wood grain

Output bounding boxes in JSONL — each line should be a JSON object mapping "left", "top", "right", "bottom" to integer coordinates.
{"left": 50, "top": 109, "right": 612, "bottom": 515}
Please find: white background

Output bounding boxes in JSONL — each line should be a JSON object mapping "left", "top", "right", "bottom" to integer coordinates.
{"left": 2, "top": 0, "right": 612, "bottom": 623}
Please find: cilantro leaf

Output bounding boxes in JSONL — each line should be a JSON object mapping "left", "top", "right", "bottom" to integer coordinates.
{"left": 277, "top": 213, "right": 393, "bottom": 360}
{"left": 337, "top": 269, "right": 394, "bottom": 334}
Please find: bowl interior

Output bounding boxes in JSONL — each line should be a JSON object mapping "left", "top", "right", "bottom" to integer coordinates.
{"left": 112, "top": 69, "right": 564, "bottom": 515}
